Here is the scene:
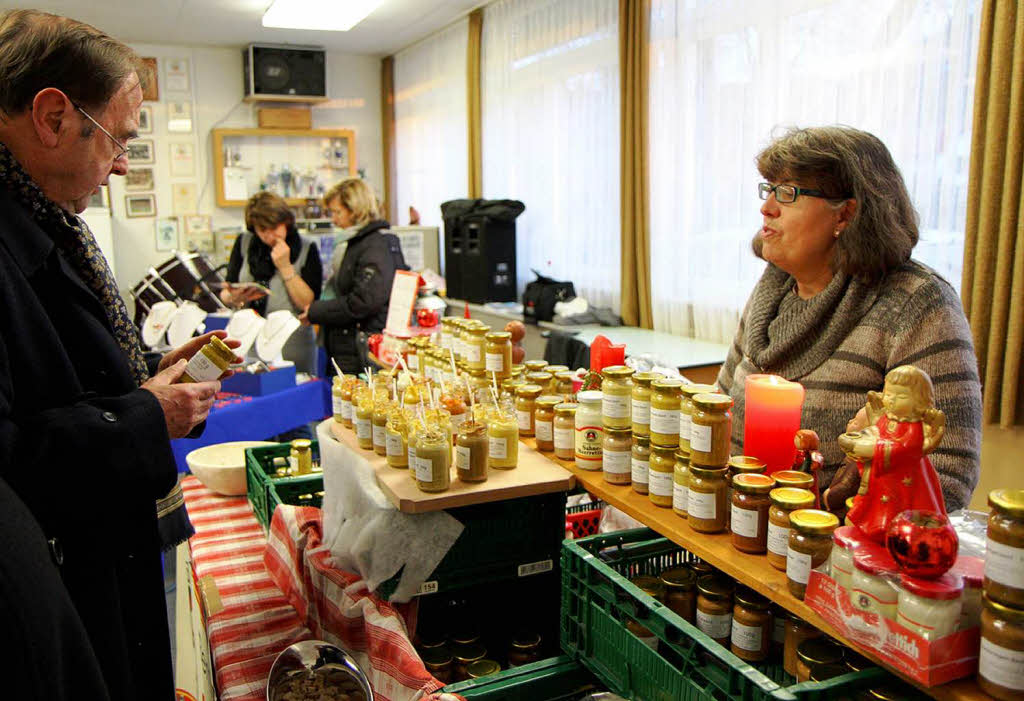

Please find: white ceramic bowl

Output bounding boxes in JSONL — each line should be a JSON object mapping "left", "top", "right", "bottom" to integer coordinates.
{"left": 186, "top": 441, "right": 276, "bottom": 496}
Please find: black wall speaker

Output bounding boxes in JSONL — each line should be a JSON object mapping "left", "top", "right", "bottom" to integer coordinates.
{"left": 444, "top": 216, "right": 517, "bottom": 304}
{"left": 243, "top": 44, "right": 326, "bottom": 101}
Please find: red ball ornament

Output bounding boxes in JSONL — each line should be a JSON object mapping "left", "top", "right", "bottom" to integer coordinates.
{"left": 885, "top": 510, "right": 958, "bottom": 579}
{"left": 416, "top": 308, "right": 439, "bottom": 328}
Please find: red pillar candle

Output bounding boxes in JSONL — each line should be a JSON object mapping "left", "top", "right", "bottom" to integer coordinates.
{"left": 743, "top": 374, "right": 805, "bottom": 474}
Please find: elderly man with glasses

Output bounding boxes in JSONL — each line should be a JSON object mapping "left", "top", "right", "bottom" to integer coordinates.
{"left": 0, "top": 10, "right": 239, "bottom": 700}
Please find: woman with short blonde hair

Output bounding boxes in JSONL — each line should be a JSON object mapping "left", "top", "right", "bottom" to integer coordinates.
{"left": 323, "top": 177, "right": 381, "bottom": 225}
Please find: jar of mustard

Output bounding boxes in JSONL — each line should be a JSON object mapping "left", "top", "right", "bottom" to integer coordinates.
{"left": 679, "top": 383, "right": 717, "bottom": 452}
{"left": 372, "top": 400, "right": 392, "bottom": 456}
{"left": 648, "top": 444, "right": 675, "bottom": 508}
{"left": 508, "top": 631, "right": 543, "bottom": 667}
{"left": 649, "top": 379, "right": 682, "bottom": 448}
{"left": 500, "top": 377, "right": 525, "bottom": 400}
{"left": 526, "top": 371, "right": 553, "bottom": 393}
{"left": 626, "top": 576, "right": 663, "bottom": 650}
{"left": 575, "top": 391, "right": 604, "bottom": 471}
{"left": 553, "top": 371, "right": 577, "bottom": 400}
{"left": 353, "top": 387, "right": 374, "bottom": 450}
{"left": 524, "top": 359, "right": 548, "bottom": 373}
{"left": 660, "top": 567, "right": 696, "bottom": 624}
{"left": 979, "top": 593, "right": 1024, "bottom": 700}
{"left": 554, "top": 402, "right": 577, "bottom": 460}
{"left": 332, "top": 376, "right": 345, "bottom": 423}
{"left": 767, "top": 488, "right": 816, "bottom": 571}
{"left": 688, "top": 465, "right": 728, "bottom": 534}
{"left": 730, "top": 473, "right": 775, "bottom": 554}
{"left": 514, "top": 384, "right": 543, "bottom": 437}
{"left": 452, "top": 643, "right": 487, "bottom": 682}
{"left": 783, "top": 616, "right": 823, "bottom": 676}
{"left": 290, "top": 439, "right": 313, "bottom": 475}
{"left": 602, "top": 427, "right": 632, "bottom": 485}
{"left": 180, "top": 335, "right": 234, "bottom": 383}
{"left": 673, "top": 449, "right": 690, "bottom": 518}
{"left": 632, "top": 434, "right": 651, "bottom": 495}
{"left": 534, "top": 395, "right": 560, "bottom": 452}
{"left": 487, "top": 407, "right": 519, "bottom": 470}
{"left": 773, "top": 470, "right": 815, "bottom": 491}
{"left": 404, "top": 337, "right": 421, "bottom": 373}
{"left": 787, "top": 509, "right": 839, "bottom": 600}
{"left": 421, "top": 647, "right": 453, "bottom": 684}
{"left": 690, "top": 393, "right": 733, "bottom": 467}
{"left": 414, "top": 428, "right": 451, "bottom": 493}
{"left": 455, "top": 421, "right": 488, "bottom": 482}
{"left": 339, "top": 377, "right": 358, "bottom": 428}
{"left": 463, "top": 323, "right": 487, "bottom": 371}
{"left": 385, "top": 408, "right": 410, "bottom": 468}
{"left": 601, "top": 365, "right": 634, "bottom": 430}
{"left": 726, "top": 455, "right": 767, "bottom": 524}
{"left": 731, "top": 588, "right": 772, "bottom": 662}
{"left": 631, "top": 371, "right": 663, "bottom": 436}
{"left": 986, "top": 489, "right": 1024, "bottom": 609}
{"left": 484, "top": 331, "right": 512, "bottom": 378}
{"left": 795, "top": 638, "right": 844, "bottom": 683}
{"left": 696, "top": 575, "right": 735, "bottom": 646}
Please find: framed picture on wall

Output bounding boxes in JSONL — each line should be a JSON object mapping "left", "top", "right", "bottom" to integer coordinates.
{"left": 165, "top": 58, "right": 190, "bottom": 92}
{"left": 127, "top": 139, "right": 154, "bottom": 164}
{"left": 87, "top": 185, "right": 110, "bottom": 211}
{"left": 169, "top": 142, "right": 195, "bottom": 176}
{"left": 155, "top": 217, "right": 179, "bottom": 251}
{"left": 125, "top": 194, "right": 156, "bottom": 218}
{"left": 167, "top": 101, "right": 192, "bottom": 133}
{"left": 125, "top": 167, "right": 154, "bottom": 192}
{"left": 140, "top": 57, "right": 158, "bottom": 101}
{"left": 138, "top": 105, "right": 153, "bottom": 134}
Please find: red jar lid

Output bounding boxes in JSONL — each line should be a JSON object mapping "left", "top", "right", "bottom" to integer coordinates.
{"left": 899, "top": 572, "right": 964, "bottom": 600}
{"left": 833, "top": 525, "right": 869, "bottom": 551}
{"left": 948, "top": 555, "right": 984, "bottom": 588}
{"left": 853, "top": 544, "right": 898, "bottom": 576}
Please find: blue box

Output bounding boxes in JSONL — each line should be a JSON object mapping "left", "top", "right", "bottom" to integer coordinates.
{"left": 221, "top": 364, "right": 297, "bottom": 396}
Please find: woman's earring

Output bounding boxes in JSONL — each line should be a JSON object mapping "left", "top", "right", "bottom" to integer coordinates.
{"left": 834, "top": 229, "right": 841, "bottom": 239}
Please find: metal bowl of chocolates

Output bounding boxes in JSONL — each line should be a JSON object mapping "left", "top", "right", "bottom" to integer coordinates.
{"left": 267, "top": 640, "right": 372, "bottom": 701}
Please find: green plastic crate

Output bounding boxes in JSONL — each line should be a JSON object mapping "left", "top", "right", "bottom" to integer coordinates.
{"left": 377, "top": 490, "right": 568, "bottom": 599}
{"left": 267, "top": 478, "right": 324, "bottom": 526}
{"left": 245, "top": 442, "right": 323, "bottom": 530}
{"left": 561, "top": 528, "right": 891, "bottom": 701}
{"left": 442, "top": 655, "right": 601, "bottom": 700}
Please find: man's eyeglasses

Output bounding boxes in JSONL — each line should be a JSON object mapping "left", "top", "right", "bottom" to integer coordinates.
{"left": 73, "top": 102, "right": 129, "bottom": 161}
{"left": 758, "top": 182, "right": 837, "bottom": 204}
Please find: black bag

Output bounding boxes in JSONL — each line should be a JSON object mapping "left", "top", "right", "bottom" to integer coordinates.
{"left": 522, "top": 270, "right": 575, "bottom": 324}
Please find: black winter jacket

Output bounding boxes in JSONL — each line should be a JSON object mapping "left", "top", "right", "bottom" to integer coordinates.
{"left": 307, "top": 220, "right": 407, "bottom": 373}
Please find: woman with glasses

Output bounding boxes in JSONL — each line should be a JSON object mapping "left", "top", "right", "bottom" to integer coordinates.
{"left": 716, "top": 126, "right": 981, "bottom": 513}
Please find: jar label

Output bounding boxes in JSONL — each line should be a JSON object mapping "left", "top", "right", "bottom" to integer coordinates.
{"left": 688, "top": 489, "right": 716, "bottom": 520}
{"left": 408, "top": 445, "right": 417, "bottom": 464}
{"left": 184, "top": 351, "right": 221, "bottom": 382}
{"left": 603, "top": 393, "right": 630, "bottom": 419}
{"left": 489, "top": 435, "right": 508, "bottom": 459}
{"left": 409, "top": 354, "right": 419, "bottom": 371}
{"left": 414, "top": 456, "right": 433, "bottom": 482}
{"left": 649, "top": 469, "right": 673, "bottom": 497}
{"left": 696, "top": 610, "right": 731, "bottom": 640}
{"left": 650, "top": 407, "right": 679, "bottom": 434}
{"left": 332, "top": 395, "right": 345, "bottom": 416}
{"left": 536, "top": 420, "right": 553, "bottom": 442}
{"left": 631, "top": 398, "right": 650, "bottom": 424}
{"left": 575, "top": 426, "right": 603, "bottom": 461}
{"left": 767, "top": 522, "right": 790, "bottom": 557}
{"left": 386, "top": 432, "right": 404, "bottom": 457}
{"left": 984, "top": 538, "right": 1024, "bottom": 589}
{"left": 772, "top": 616, "right": 786, "bottom": 644}
{"left": 980, "top": 637, "right": 1024, "bottom": 691}
{"left": 455, "top": 445, "right": 471, "bottom": 471}
{"left": 673, "top": 483, "right": 689, "bottom": 512}
{"left": 787, "top": 549, "right": 813, "bottom": 585}
{"left": 485, "top": 352, "right": 505, "bottom": 373}
{"left": 355, "top": 417, "right": 371, "bottom": 440}
{"left": 517, "top": 409, "right": 533, "bottom": 431}
{"left": 690, "top": 423, "right": 712, "bottom": 452}
{"left": 341, "top": 399, "right": 352, "bottom": 420}
{"left": 603, "top": 449, "right": 631, "bottom": 474}
{"left": 679, "top": 412, "right": 692, "bottom": 440}
{"left": 731, "top": 619, "right": 764, "bottom": 652}
{"left": 372, "top": 424, "right": 386, "bottom": 447}
{"left": 731, "top": 504, "right": 759, "bottom": 538}
{"left": 554, "top": 427, "right": 574, "bottom": 450}
{"left": 632, "top": 458, "right": 649, "bottom": 485}
{"left": 465, "top": 345, "right": 482, "bottom": 363}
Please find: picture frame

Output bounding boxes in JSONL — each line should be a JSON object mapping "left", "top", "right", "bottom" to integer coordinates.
{"left": 137, "top": 105, "right": 153, "bottom": 134}
{"left": 127, "top": 139, "right": 154, "bottom": 164}
{"left": 167, "top": 101, "right": 192, "bottom": 133}
{"left": 155, "top": 217, "right": 179, "bottom": 251}
{"left": 169, "top": 142, "right": 195, "bottom": 176}
{"left": 171, "top": 182, "right": 198, "bottom": 215}
{"left": 125, "top": 194, "right": 156, "bottom": 218}
{"left": 87, "top": 185, "right": 110, "bottom": 211}
{"left": 140, "top": 57, "right": 158, "bottom": 101}
{"left": 165, "top": 58, "right": 191, "bottom": 92}
{"left": 125, "top": 167, "right": 155, "bottom": 192}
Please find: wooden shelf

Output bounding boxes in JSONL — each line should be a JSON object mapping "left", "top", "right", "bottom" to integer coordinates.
{"left": 523, "top": 439, "right": 991, "bottom": 701}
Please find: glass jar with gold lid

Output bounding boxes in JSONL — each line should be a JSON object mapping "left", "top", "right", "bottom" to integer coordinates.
{"left": 414, "top": 428, "right": 451, "bottom": 493}
{"left": 487, "top": 406, "right": 519, "bottom": 469}
{"left": 630, "top": 371, "right": 663, "bottom": 436}
{"left": 500, "top": 377, "right": 526, "bottom": 400}
{"left": 463, "top": 323, "right": 488, "bottom": 371}
{"left": 554, "top": 371, "right": 576, "bottom": 399}
{"left": 484, "top": 331, "right": 512, "bottom": 378}
{"left": 787, "top": 509, "right": 839, "bottom": 599}
{"left": 455, "top": 420, "right": 488, "bottom": 482}
{"left": 553, "top": 402, "right": 578, "bottom": 460}
{"left": 979, "top": 592, "right": 1024, "bottom": 700}
{"left": 696, "top": 575, "right": 735, "bottom": 646}
{"left": 649, "top": 379, "right": 682, "bottom": 448}
{"left": 632, "top": 434, "right": 651, "bottom": 495}
{"left": 601, "top": 365, "right": 634, "bottom": 430}
{"left": 602, "top": 427, "right": 633, "bottom": 485}
{"left": 534, "top": 395, "right": 561, "bottom": 452}
{"left": 679, "top": 383, "right": 717, "bottom": 452}
{"left": 730, "top": 473, "right": 776, "bottom": 554}
{"left": 508, "top": 631, "right": 543, "bottom": 667}
{"left": 526, "top": 371, "right": 553, "bottom": 391}
{"left": 648, "top": 444, "right": 675, "bottom": 508}
{"left": 545, "top": 364, "right": 569, "bottom": 376}
{"left": 688, "top": 465, "right": 728, "bottom": 533}
{"left": 510, "top": 364, "right": 526, "bottom": 381}
{"left": 384, "top": 407, "right": 410, "bottom": 468}
{"left": 626, "top": 576, "right": 663, "bottom": 648}
{"left": 731, "top": 587, "right": 772, "bottom": 662}
{"left": 985, "top": 488, "right": 1024, "bottom": 609}
{"left": 514, "top": 383, "right": 543, "bottom": 437}
{"left": 773, "top": 470, "right": 815, "bottom": 491}
{"left": 767, "top": 487, "right": 816, "bottom": 571}
{"left": 524, "top": 359, "right": 548, "bottom": 374}
{"left": 726, "top": 455, "right": 767, "bottom": 529}
{"left": 690, "top": 393, "right": 733, "bottom": 467}
{"left": 660, "top": 566, "right": 696, "bottom": 624}
{"left": 673, "top": 449, "right": 691, "bottom": 518}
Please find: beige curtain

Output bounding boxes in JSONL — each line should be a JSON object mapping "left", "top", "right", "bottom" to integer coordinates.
{"left": 963, "top": 0, "right": 1024, "bottom": 428}
{"left": 380, "top": 56, "right": 397, "bottom": 223}
{"left": 618, "top": 0, "right": 652, "bottom": 328}
{"left": 466, "top": 8, "right": 484, "bottom": 199}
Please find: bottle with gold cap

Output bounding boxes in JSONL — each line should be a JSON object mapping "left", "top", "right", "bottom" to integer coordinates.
{"left": 180, "top": 335, "right": 235, "bottom": 383}
{"left": 786, "top": 509, "right": 840, "bottom": 599}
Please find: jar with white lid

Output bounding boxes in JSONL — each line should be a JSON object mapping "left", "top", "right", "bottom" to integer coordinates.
{"left": 949, "top": 555, "right": 984, "bottom": 630}
{"left": 897, "top": 572, "right": 963, "bottom": 641}
{"left": 830, "top": 525, "right": 869, "bottom": 593}
{"left": 851, "top": 546, "right": 899, "bottom": 620}
{"left": 574, "top": 391, "right": 603, "bottom": 471}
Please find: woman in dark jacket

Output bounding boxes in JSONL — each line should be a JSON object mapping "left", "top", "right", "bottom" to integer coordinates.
{"left": 301, "top": 178, "right": 406, "bottom": 374}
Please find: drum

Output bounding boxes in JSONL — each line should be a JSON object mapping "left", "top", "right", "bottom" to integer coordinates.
{"left": 155, "top": 252, "right": 227, "bottom": 314}
{"left": 130, "top": 268, "right": 179, "bottom": 327}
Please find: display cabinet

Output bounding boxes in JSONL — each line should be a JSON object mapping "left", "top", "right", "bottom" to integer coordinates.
{"left": 211, "top": 127, "right": 356, "bottom": 207}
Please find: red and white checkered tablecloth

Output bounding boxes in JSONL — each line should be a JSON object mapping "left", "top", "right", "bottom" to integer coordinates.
{"left": 181, "top": 476, "right": 456, "bottom": 701}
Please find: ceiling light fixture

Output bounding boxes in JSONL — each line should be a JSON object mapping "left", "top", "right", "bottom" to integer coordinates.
{"left": 262, "top": 0, "right": 382, "bottom": 31}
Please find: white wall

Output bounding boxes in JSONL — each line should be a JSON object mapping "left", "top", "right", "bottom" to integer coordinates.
{"left": 111, "top": 42, "right": 382, "bottom": 303}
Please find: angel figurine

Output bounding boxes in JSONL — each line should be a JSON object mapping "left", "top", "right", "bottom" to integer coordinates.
{"left": 837, "top": 365, "right": 947, "bottom": 543}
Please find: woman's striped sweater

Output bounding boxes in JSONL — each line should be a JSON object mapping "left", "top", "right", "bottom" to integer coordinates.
{"left": 716, "top": 260, "right": 982, "bottom": 511}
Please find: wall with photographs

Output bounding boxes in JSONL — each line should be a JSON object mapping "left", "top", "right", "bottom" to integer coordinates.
{"left": 107, "top": 42, "right": 383, "bottom": 305}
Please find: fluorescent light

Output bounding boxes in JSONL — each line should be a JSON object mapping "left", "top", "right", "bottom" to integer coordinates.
{"left": 262, "top": 0, "right": 382, "bottom": 31}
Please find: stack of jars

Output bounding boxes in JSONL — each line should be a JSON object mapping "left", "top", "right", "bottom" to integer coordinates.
{"left": 684, "top": 392, "right": 734, "bottom": 533}
{"left": 600, "top": 366, "right": 634, "bottom": 485}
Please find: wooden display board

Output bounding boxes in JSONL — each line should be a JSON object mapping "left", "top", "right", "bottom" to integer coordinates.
{"left": 328, "top": 422, "right": 575, "bottom": 514}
